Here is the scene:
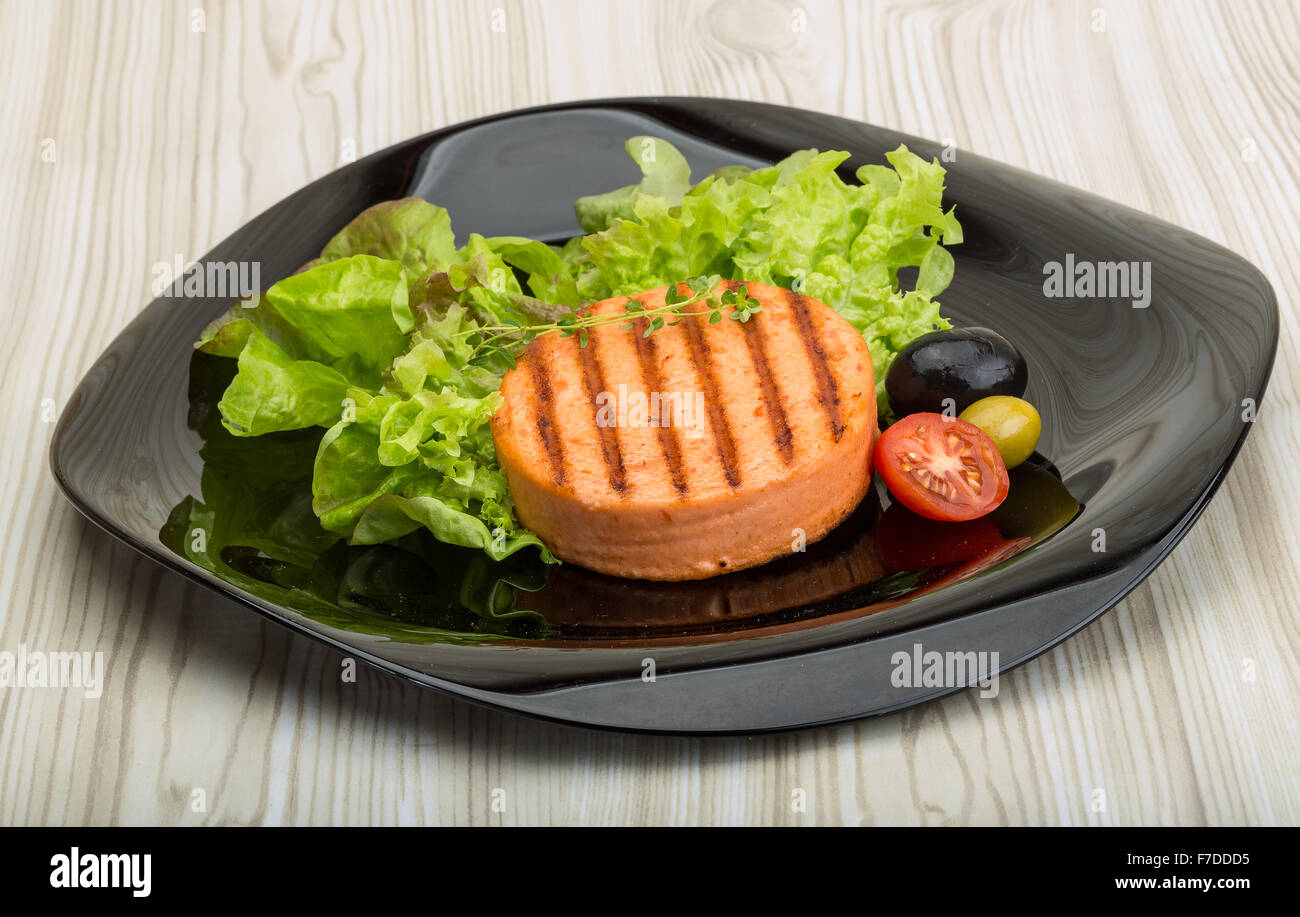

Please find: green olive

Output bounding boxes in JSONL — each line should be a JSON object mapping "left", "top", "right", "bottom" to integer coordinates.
{"left": 958, "top": 396, "right": 1041, "bottom": 468}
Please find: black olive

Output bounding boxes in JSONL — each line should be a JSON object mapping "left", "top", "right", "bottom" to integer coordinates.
{"left": 885, "top": 327, "right": 1027, "bottom": 417}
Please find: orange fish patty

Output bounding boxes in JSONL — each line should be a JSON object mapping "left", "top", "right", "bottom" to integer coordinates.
{"left": 490, "top": 280, "right": 877, "bottom": 580}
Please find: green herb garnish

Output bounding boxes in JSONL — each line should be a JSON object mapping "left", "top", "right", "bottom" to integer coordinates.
{"left": 460, "top": 275, "right": 762, "bottom": 367}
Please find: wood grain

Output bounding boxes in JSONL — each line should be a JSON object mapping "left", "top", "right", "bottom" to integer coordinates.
{"left": 1, "top": 0, "right": 1297, "bottom": 825}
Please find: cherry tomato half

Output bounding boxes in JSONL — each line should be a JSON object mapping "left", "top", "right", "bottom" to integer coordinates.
{"left": 874, "top": 413, "right": 1010, "bottom": 521}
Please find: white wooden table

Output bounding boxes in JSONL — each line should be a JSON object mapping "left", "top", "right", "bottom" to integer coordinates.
{"left": 2, "top": 0, "right": 1296, "bottom": 825}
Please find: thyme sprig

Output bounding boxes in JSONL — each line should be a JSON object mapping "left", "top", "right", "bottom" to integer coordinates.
{"left": 462, "top": 275, "right": 761, "bottom": 368}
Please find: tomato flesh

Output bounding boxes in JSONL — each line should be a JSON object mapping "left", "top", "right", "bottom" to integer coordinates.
{"left": 874, "top": 413, "right": 1009, "bottom": 521}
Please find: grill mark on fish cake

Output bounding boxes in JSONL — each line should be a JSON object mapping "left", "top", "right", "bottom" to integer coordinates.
{"left": 528, "top": 354, "right": 567, "bottom": 486}
{"left": 681, "top": 311, "right": 743, "bottom": 488}
{"left": 574, "top": 326, "right": 629, "bottom": 495}
{"left": 728, "top": 280, "right": 795, "bottom": 465}
{"left": 630, "top": 302, "right": 690, "bottom": 497}
{"left": 788, "top": 289, "right": 846, "bottom": 441}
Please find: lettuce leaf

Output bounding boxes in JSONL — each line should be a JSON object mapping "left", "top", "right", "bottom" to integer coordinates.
{"left": 574, "top": 136, "right": 692, "bottom": 233}
{"left": 262, "top": 255, "right": 413, "bottom": 375}
{"left": 213, "top": 325, "right": 353, "bottom": 435}
{"left": 313, "top": 198, "right": 457, "bottom": 286}
{"left": 197, "top": 254, "right": 413, "bottom": 437}
{"left": 476, "top": 236, "right": 583, "bottom": 306}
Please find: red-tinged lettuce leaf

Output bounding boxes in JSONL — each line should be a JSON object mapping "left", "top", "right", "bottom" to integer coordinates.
{"left": 317, "top": 198, "right": 457, "bottom": 286}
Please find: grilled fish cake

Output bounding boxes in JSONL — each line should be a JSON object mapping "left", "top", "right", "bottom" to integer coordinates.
{"left": 490, "top": 280, "right": 877, "bottom": 580}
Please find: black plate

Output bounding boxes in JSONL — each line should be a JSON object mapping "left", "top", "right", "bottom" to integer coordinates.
{"left": 50, "top": 98, "right": 1277, "bottom": 733}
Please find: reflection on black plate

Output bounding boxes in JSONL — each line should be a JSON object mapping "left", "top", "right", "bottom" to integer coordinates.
{"left": 161, "top": 351, "right": 1081, "bottom": 646}
{"left": 52, "top": 98, "right": 1276, "bottom": 732}
{"left": 160, "top": 352, "right": 549, "bottom": 644}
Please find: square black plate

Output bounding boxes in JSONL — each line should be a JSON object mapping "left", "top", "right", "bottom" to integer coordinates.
{"left": 50, "top": 98, "right": 1277, "bottom": 733}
